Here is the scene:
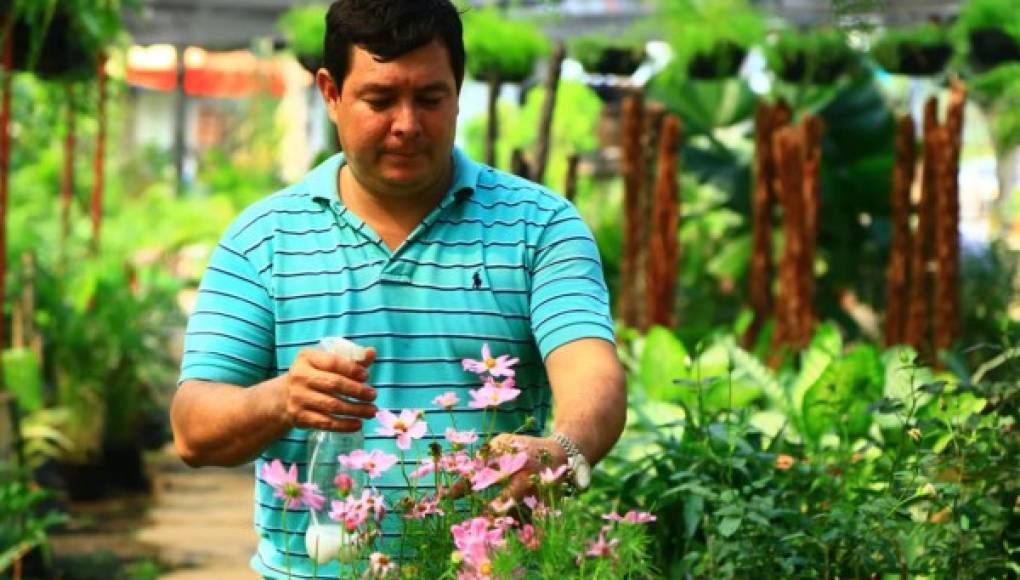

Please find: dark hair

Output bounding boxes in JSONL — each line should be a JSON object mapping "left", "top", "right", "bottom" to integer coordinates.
{"left": 323, "top": 0, "right": 465, "bottom": 91}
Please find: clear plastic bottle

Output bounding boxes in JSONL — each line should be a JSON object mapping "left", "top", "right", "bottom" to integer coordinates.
{"left": 305, "top": 337, "right": 368, "bottom": 564}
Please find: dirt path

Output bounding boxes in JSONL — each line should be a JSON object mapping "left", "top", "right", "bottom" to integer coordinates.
{"left": 48, "top": 446, "right": 260, "bottom": 579}
{"left": 137, "top": 449, "right": 260, "bottom": 579}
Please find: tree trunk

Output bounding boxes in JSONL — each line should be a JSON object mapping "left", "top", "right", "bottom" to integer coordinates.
{"left": 62, "top": 84, "right": 75, "bottom": 250}
{"left": 934, "top": 79, "right": 966, "bottom": 355}
{"left": 619, "top": 93, "right": 645, "bottom": 329}
{"left": 533, "top": 42, "right": 565, "bottom": 184}
{"left": 564, "top": 153, "right": 580, "bottom": 203}
{"left": 772, "top": 125, "right": 807, "bottom": 353}
{"left": 884, "top": 114, "right": 916, "bottom": 347}
{"left": 91, "top": 52, "right": 107, "bottom": 254}
{"left": 800, "top": 114, "right": 825, "bottom": 345}
{"left": 904, "top": 96, "right": 939, "bottom": 357}
{"left": 485, "top": 73, "right": 501, "bottom": 167}
{"left": 646, "top": 114, "right": 682, "bottom": 329}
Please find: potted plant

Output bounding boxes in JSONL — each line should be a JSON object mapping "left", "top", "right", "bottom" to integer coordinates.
{"left": 277, "top": 4, "right": 328, "bottom": 74}
{"left": 952, "top": 0, "right": 1020, "bottom": 72}
{"left": 768, "top": 28, "right": 861, "bottom": 84}
{"left": 872, "top": 23, "right": 953, "bottom": 76}
{"left": 570, "top": 35, "right": 646, "bottom": 76}
{"left": 656, "top": 0, "right": 764, "bottom": 81}
{"left": 463, "top": 8, "right": 549, "bottom": 85}
{"left": 4, "top": 0, "right": 126, "bottom": 81}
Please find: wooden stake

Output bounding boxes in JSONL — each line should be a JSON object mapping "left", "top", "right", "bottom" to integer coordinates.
{"left": 619, "top": 93, "right": 645, "bottom": 329}
{"left": 904, "top": 96, "right": 939, "bottom": 356}
{"left": 533, "top": 42, "right": 564, "bottom": 184}
{"left": 646, "top": 114, "right": 682, "bottom": 328}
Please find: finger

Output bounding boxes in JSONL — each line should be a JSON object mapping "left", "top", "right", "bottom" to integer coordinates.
{"left": 289, "top": 408, "right": 364, "bottom": 433}
{"left": 302, "top": 389, "right": 379, "bottom": 420}
{"left": 303, "top": 368, "right": 377, "bottom": 402}
{"left": 300, "top": 348, "right": 369, "bottom": 378}
{"left": 501, "top": 471, "right": 535, "bottom": 502}
{"left": 442, "top": 477, "right": 470, "bottom": 500}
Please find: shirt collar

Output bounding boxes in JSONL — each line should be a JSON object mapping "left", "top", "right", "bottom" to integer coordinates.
{"left": 306, "top": 146, "right": 479, "bottom": 203}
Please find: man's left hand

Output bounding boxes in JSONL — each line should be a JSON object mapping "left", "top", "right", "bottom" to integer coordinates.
{"left": 488, "top": 433, "right": 568, "bottom": 501}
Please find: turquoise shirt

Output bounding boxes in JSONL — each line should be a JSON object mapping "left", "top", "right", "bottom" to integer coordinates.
{"left": 179, "top": 148, "right": 614, "bottom": 578}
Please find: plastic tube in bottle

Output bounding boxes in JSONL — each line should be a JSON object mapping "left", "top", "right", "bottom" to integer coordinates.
{"left": 305, "top": 337, "right": 368, "bottom": 564}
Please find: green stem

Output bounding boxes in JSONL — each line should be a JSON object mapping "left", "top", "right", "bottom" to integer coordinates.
{"left": 282, "top": 506, "right": 292, "bottom": 580}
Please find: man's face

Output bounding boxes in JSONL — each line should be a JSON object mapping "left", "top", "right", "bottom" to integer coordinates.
{"left": 321, "top": 39, "right": 460, "bottom": 199}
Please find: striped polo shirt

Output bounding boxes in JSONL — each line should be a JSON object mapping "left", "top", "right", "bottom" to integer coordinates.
{"left": 178, "top": 147, "right": 614, "bottom": 578}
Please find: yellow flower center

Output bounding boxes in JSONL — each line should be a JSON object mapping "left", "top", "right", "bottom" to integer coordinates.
{"left": 479, "top": 562, "right": 493, "bottom": 575}
{"left": 393, "top": 420, "right": 407, "bottom": 432}
{"left": 484, "top": 357, "right": 496, "bottom": 368}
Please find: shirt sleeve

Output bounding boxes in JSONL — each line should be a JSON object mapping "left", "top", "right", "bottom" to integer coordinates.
{"left": 178, "top": 226, "right": 276, "bottom": 386}
{"left": 529, "top": 202, "right": 616, "bottom": 360}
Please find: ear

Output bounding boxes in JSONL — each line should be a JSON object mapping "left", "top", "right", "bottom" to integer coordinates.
{"left": 316, "top": 68, "right": 341, "bottom": 123}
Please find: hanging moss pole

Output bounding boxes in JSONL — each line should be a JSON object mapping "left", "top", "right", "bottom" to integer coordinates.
{"left": 646, "top": 114, "right": 681, "bottom": 329}
{"left": 620, "top": 93, "right": 645, "bottom": 329}
{"left": 934, "top": 79, "right": 967, "bottom": 354}
{"left": 884, "top": 114, "right": 916, "bottom": 347}
{"left": 905, "top": 96, "right": 939, "bottom": 355}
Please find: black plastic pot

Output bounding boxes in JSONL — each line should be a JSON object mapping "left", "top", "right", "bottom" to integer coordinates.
{"left": 58, "top": 460, "right": 109, "bottom": 502}
{"left": 891, "top": 42, "right": 952, "bottom": 76}
{"left": 10, "top": 8, "right": 98, "bottom": 80}
{"left": 777, "top": 50, "right": 855, "bottom": 84}
{"left": 583, "top": 47, "right": 645, "bottom": 76}
{"left": 103, "top": 443, "right": 152, "bottom": 494}
{"left": 297, "top": 53, "right": 323, "bottom": 75}
{"left": 969, "top": 27, "right": 1020, "bottom": 70}
{"left": 687, "top": 41, "right": 748, "bottom": 80}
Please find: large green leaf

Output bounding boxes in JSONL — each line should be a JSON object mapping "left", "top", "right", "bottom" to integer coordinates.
{"left": 791, "top": 322, "right": 843, "bottom": 412}
{"left": 2, "top": 348, "right": 43, "bottom": 413}
{"left": 638, "top": 326, "right": 691, "bottom": 402}
{"left": 801, "top": 344, "right": 883, "bottom": 442}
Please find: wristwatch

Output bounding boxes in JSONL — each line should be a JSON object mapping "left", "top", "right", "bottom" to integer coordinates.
{"left": 551, "top": 431, "right": 591, "bottom": 491}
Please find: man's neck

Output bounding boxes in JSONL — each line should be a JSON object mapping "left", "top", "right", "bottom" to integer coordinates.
{"left": 337, "top": 160, "right": 453, "bottom": 251}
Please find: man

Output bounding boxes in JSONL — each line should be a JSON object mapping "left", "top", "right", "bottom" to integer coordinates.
{"left": 170, "top": 0, "right": 626, "bottom": 577}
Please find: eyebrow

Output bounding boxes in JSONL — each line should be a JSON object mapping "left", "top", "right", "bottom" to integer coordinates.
{"left": 356, "top": 82, "right": 452, "bottom": 96}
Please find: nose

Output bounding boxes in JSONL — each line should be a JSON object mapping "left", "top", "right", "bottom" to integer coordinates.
{"left": 391, "top": 101, "right": 422, "bottom": 139}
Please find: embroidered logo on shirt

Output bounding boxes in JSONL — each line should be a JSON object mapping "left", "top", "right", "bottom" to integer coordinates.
{"left": 472, "top": 270, "right": 483, "bottom": 289}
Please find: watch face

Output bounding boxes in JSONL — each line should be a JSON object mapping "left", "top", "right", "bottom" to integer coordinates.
{"left": 570, "top": 455, "right": 592, "bottom": 490}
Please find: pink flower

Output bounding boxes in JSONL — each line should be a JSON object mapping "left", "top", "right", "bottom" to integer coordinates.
{"left": 261, "top": 459, "right": 325, "bottom": 510}
{"left": 368, "top": 552, "right": 397, "bottom": 578}
{"left": 470, "top": 451, "right": 528, "bottom": 491}
{"left": 467, "top": 384, "right": 521, "bottom": 409}
{"left": 334, "top": 473, "right": 354, "bottom": 497}
{"left": 522, "top": 495, "right": 559, "bottom": 519}
{"left": 539, "top": 464, "right": 568, "bottom": 484}
{"left": 583, "top": 526, "right": 620, "bottom": 559}
{"left": 518, "top": 524, "right": 540, "bottom": 551}
{"left": 433, "top": 392, "right": 461, "bottom": 409}
{"left": 328, "top": 497, "right": 368, "bottom": 529}
{"left": 603, "top": 510, "right": 657, "bottom": 524}
{"left": 445, "top": 428, "right": 479, "bottom": 445}
{"left": 410, "top": 457, "right": 436, "bottom": 479}
{"left": 451, "top": 517, "right": 506, "bottom": 574}
{"left": 484, "top": 376, "right": 517, "bottom": 390}
{"left": 375, "top": 409, "right": 428, "bottom": 450}
{"left": 338, "top": 449, "right": 398, "bottom": 479}
{"left": 462, "top": 343, "right": 519, "bottom": 378}
{"left": 405, "top": 495, "right": 445, "bottom": 519}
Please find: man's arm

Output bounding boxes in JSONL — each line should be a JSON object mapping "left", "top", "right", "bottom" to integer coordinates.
{"left": 545, "top": 337, "right": 626, "bottom": 465}
{"left": 493, "top": 338, "right": 626, "bottom": 499}
{"left": 171, "top": 349, "right": 378, "bottom": 467}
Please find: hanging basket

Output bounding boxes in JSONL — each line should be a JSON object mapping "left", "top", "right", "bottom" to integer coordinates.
{"left": 875, "top": 41, "right": 953, "bottom": 76}
{"left": 10, "top": 8, "right": 98, "bottom": 81}
{"left": 968, "top": 27, "right": 1020, "bottom": 70}
{"left": 687, "top": 41, "right": 747, "bottom": 80}
{"left": 296, "top": 53, "right": 323, "bottom": 75}
{"left": 581, "top": 47, "right": 645, "bottom": 76}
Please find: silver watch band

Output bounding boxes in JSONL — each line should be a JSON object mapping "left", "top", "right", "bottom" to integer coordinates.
{"left": 551, "top": 431, "right": 585, "bottom": 462}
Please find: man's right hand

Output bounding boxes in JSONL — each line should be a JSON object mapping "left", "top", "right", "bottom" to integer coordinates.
{"left": 281, "top": 347, "right": 379, "bottom": 432}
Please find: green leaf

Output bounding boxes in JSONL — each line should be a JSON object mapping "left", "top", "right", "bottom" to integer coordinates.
{"left": 2, "top": 348, "right": 44, "bottom": 412}
{"left": 639, "top": 326, "right": 691, "bottom": 402}
{"left": 718, "top": 517, "right": 741, "bottom": 537}
{"left": 791, "top": 322, "right": 842, "bottom": 412}
{"left": 683, "top": 494, "right": 704, "bottom": 539}
{"left": 801, "top": 344, "right": 883, "bottom": 441}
